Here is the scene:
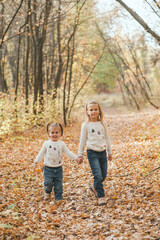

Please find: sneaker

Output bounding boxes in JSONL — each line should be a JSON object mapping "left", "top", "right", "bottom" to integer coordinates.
{"left": 90, "top": 185, "right": 98, "bottom": 198}
{"left": 44, "top": 193, "right": 51, "bottom": 200}
{"left": 98, "top": 197, "right": 106, "bottom": 206}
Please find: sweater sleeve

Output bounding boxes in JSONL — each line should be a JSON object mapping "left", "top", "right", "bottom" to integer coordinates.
{"left": 104, "top": 121, "right": 112, "bottom": 154}
{"left": 62, "top": 142, "right": 78, "bottom": 160}
{"left": 78, "top": 122, "right": 87, "bottom": 156}
{"left": 35, "top": 142, "right": 47, "bottom": 163}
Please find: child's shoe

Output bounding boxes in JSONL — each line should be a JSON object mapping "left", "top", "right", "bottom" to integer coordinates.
{"left": 44, "top": 193, "right": 51, "bottom": 200}
{"left": 90, "top": 185, "right": 98, "bottom": 198}
{"left": 98, "top": 197, "right": 106, "bottom": 206}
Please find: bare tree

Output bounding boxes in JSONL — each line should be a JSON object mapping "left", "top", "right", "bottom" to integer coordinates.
{"left": 52, "top": 0, "right": 63, "bottom": 100}
{"left": 0, "top": 0, "right": 24, "bottom": 92}
{"left": 25, "top": 0, "right": 31, "bottom": 113}
{"left": 96, "top": 22, "right": 159, "bottom": 109}
{"left": 30, "top": 0, "right": 52, "bottom": 114}
{"left": 63, "top": 0, "right": 86, "bottom": 126}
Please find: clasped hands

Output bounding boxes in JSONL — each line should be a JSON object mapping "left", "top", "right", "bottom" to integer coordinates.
{"left": 76, "top": 154, "right": 112, "bottom": 164}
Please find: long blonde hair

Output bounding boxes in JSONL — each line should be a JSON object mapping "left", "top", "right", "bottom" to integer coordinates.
{"left": 85, "top": 100, "right": 104, "bottom": 124}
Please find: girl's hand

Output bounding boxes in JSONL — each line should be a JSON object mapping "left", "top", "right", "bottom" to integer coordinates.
{"left": 33, "top": 162, "right": 38, "bottom": 172}
{"left": 76, "top": 156, "right": 83, "bottom": 164}
{"left": 108, "top": 154, "right": 112, "bottom": 161}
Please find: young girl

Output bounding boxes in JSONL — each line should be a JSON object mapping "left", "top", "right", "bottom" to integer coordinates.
{"left": 33, "top": 122, "right": 78, "bottom": 203}
{"left": 78, "top": 100, "right": 112, "bottom": 205}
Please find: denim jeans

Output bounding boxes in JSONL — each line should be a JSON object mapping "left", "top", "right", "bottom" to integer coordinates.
{"left": 44, "top": 166, "right": 63, "bottom": 201}
{"left": 87, "top": 150, "right": 107, "bottom": 198}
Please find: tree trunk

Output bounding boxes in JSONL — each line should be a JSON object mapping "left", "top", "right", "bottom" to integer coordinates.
{"left": 38, "top": 43, "right": 44, "bottom": 112}
{"left": 53, "top": 0, "right": 62, "bottom": 99}
{"left": 14, "top": 34, "right": 22, "bottom": 119}
{"left": 25, "top": 0, "right": 31, "bottom": 113}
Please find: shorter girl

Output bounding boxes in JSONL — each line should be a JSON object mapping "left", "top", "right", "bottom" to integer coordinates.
{"left": 77, "top": 100, "right": 112, "bottom": 206}
{"left": 33, "top": 122, "right": 78, "bottom": 203}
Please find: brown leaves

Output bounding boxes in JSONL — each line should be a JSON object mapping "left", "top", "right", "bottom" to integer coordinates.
{"left": 0, "top": 110, "right": 160, "bottom": 239}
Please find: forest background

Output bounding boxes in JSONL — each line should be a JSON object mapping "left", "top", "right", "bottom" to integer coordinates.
{"left": 0, "top": 0, "right": 160, "bottom": 239}
{"left": 0, "top": 0, "right": 160, "bottom": 135}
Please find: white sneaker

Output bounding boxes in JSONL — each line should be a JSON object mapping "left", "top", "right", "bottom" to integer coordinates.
{"left": 44, "top": 193, "right": 51, "bottom": 200}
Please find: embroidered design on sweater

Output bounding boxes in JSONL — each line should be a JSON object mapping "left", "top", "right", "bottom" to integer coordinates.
{"left": 48, "top": 144, "right": 62, "bottom": 165}
{"left": 97, "top": 131, "right": 101, "bottom": 135}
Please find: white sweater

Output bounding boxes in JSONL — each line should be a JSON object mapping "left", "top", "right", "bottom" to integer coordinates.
{"left": 35, "top": 140, "right": 77, "bottom": 167}
{"left": 78, "top": 121, "right": 111, "bottom": 156}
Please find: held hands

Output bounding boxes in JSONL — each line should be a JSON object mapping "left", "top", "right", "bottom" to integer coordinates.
{"left": 76, "top": 156, "right": 83, "bottom": 164}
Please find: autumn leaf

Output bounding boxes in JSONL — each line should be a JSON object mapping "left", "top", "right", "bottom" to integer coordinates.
{"left": 0, "top": 224, "right": 13, "bottom": 229}
{"left": 0, "top": 110, "right": 160, "bottom": 239}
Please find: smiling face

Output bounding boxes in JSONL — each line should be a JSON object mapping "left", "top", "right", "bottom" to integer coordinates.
{"left": 87, "top": 103, "right": 100, "bottom": 122}
{"left": 49, "top": 126, "right": 61, "bottom": 141}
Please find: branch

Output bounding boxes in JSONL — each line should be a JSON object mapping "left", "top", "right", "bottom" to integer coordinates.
{"left": 149, "top": 166, "right": 160, "bottom": 173}
{"left": 115, "top": 0, "right": 160, "bottom": 44}
{"left": 0, "top": 0, "right": 24, "bottom": 47}
{"left": 68, "top": 44, "right": 106, "bottom": 118}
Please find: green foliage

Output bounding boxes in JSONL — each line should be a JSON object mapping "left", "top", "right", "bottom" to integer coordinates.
{"left": 0, "top": 93, "right": 56, "bottom": 137}
{"left": 91, "top": 52, "right": 118, "bottom": 92}
{"left": 0, "top": 87, "right": 87, "bottom": 137}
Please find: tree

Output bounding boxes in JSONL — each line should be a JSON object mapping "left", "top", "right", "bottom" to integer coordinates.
{"left": 30, "top": 0, "right": 52, "bottom": 114}
{"left": 115, "top": 0, "right": 160, "bottom": 43}
{"left": 0, "top": 0, "right": 24, "bottom": 92}
{"left": 63, "top": 0, "right": 86, "bottom": 126}
{"left": 96, "top": 22, "right": 159, "bottom": 109}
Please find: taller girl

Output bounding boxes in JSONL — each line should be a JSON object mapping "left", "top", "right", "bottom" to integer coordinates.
{"left": 78, "top": 100, "right": 112, "bottom": 205}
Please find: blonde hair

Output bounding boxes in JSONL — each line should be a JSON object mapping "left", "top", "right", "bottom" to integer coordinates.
{"left": 85, "top": 100, "right": 104, "bottom": 124}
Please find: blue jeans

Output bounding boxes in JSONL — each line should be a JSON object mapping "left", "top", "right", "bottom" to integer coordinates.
{"left": 87, "top": 150, "right": 107, "bottom": 198}
{"left": 44, "top": 166, "right": 63, "bottom": 201}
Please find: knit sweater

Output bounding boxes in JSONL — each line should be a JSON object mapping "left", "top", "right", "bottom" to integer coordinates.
{"left": 78, "top": 121, "right": 111, "bottom": 156}
{"left": 35, "top": 140, "right": 77, "bottom": 167}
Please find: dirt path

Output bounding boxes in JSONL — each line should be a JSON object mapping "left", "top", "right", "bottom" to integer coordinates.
{"left": 0, "top": 110, "right": 160, "bottom": 239}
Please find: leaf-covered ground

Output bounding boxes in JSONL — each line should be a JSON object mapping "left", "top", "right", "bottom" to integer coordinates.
{"left": 0, "top": 110, "right": 160, "bottom": 240}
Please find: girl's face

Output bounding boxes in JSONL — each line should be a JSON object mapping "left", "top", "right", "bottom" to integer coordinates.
{"left": 87, "top": 103, "right": 100, "bottom": 121}
{"left": 49, "top": 126, "right": 61, "bottom": 141}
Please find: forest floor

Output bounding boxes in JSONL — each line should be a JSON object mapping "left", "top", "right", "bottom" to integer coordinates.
{"left": 0, "top": 108, "right": 160, "bottom": 240}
